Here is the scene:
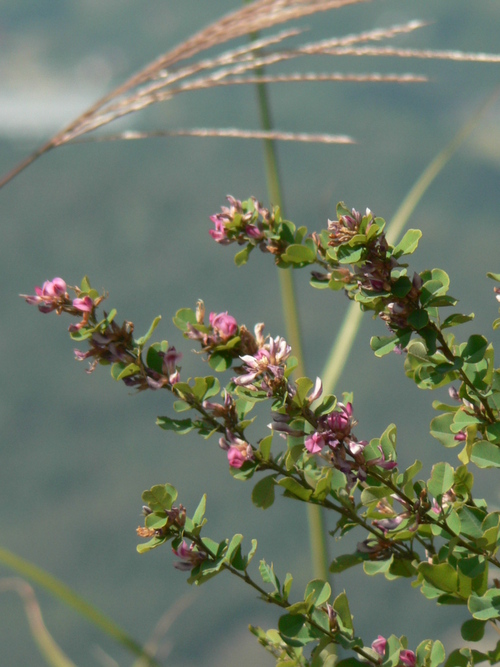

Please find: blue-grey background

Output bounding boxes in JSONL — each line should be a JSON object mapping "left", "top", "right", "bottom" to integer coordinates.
{"left": 1, "top": 1, "right": 499, "bottom": 665}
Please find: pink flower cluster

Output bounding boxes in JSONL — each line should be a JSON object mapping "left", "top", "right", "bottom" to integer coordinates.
{"left": 304, "top": 402, "right": 396, "bottom": 486}
{"left": 21, "top": 277, "right": 96, "bottom": 332}
{"left": 372, "top": 636, "right": 416, "bottom": 667}
{"left": 233, "top": 335, "right": 291, "bottom": 395}
{"left": 22, "top": 277, "right": 69, "bottom": 313}
{"left": 209, "top": 195, "right": 265, "bottom": 245}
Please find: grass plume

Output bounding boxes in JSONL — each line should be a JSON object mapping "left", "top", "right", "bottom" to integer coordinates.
{"left": 1, "top": 0, "right": 499, "bottom": 190}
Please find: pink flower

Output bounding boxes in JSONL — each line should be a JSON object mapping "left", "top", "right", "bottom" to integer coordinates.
{"left": 72, "top": 296, "right": 94, "bottom": 312}
{"left": 209, "top": 217, "right": 230, "bottom": 244}
{"left": 399, "top": 650, "right": 416, "bottom": 667}
{"left": 219, "top": 430, "right": 253, "bottom": 468}
{"left": 209, "top": 311, "right": 238, "bottom": 339}
{"left": 22, "top": 277, "right": 68, "bottom": 313}
{"left": 372, "top": 635, "right": 387, "bottom": 656}
{"left": 327, "top": 402, "right": 353, "bottom": 436}
{"left": 305, "top": 432, "right": 327, "bottom": 454}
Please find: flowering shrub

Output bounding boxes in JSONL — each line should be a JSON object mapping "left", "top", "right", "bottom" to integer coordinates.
{"left": 22, "top": 200, "right": 500, "bottom": 667}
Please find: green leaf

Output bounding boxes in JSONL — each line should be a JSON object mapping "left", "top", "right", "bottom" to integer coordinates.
{"left": 146, "top": 341, "right": 169, "bottom": 373}
{"left": 461, "top": 618, "right": 486, "bottom": 641}
{"left": 225, "top": 534, "right": 243, "bottom": 563}
{"left": 457, "top": 506, "right": 486, "bottom": 539}
{"left": 135, "top": 316, "right": 161, "bottom": 347}
{"left": 172, "top": 308, "right": 197, "bottom": 332}
{"left": 156, "top": 416, "right": 194, "bottom": 434}
{"left": 314, "top": 394, "right": 337, "bottom": 417}
{"left": 304, "top": 580, "right": 331, "bottom": 608}
{"left": 277, "top": 478, "right": 312, "bottom": 501}
{"left": 336, "top": 244, "right": 365, "bottom": 264}
{"left": 332, "top": 592, "right": 353, "bottom": 635}
{"left": 192, "top": 494, "right": 206, "bottom": 525}
{"left": 408, "top": 308, "right": 429, "bottom": 330}
{"left": 329, "top": 554, "right": 365, "bottom": 573}
{"left": 142, "top": 483, "right": 177, "bottom": 512}
{"left": 391, "top": 275, "right": 413, "bottom": 298}
{"left": 418, "top": 562, "right": 458, "bottom": 594}
{"left": 487, "top": 272, "right": 500, "bottom": 282}
{"left": 430, "top": 413, "right": 460, "bottom": 448}
{"left": 444, "top": 649, "right": 471, "bottom": 667}
{"left": 468, "top": 590, "right": 500, "bottom": 620}
{"left": 234, "top": 245, "right": 252, "bottom": 266}
{"left": 416, "top": 640, "right": 446, "bottom": 667}
{"left": 172, "top": 400, "right": 192, "bottom": 413}
{"left": 110, "top": 362, "right": 140, "bottom": 381}
{"left": 363, "top": 558, "right": 393, "bottom": 577}
{"left": 282, "top": 244, "right": 316, "bottom": 265}
{"left": 471, "top": 441, "right": 500, "bottom": 468}
{"left": 360, "top": 485, "right": 393, "bottom": 505}
{"left": 136, "top": 536, "right": 168, "bottom": 554}
{"left": 485, "top": 422, "right": 500, "bottom": 445}
{"left": 371, "top": 329, "right": 411, "bottom": 357}
{"left": 461, "top": 335, "right": 488, "bottom": 364}
{"left": 442, "top": 313, "right": 474, "bottom": 329}
{"left": 336, "top": 202, "right": 352, "bottom": 218}
{"left": 259, "top": 560, "right": 280, "bottom": 591}
{"left": 252, "top": 475, "right": 277, "bottom": 509}
{"left": 392, "top": 229, "right": 422, "bottom": 258}
{"left": 427, "top": 462, "right": 454, "bottom": 498}
{"left": 421, "top": 281, "right": 446, "bottom": 307}
{"left": 257, "top": 435, "right": 273, "bottom": 461}
{"left": 278, "top": 614, "right": 314, "bottom": 647}
{"left": 379, "top": 423, "right": 397, "bottom": 459}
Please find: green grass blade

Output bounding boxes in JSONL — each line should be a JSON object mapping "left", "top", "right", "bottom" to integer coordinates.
{"left": 0, "top": 546, "right": 159, "bottom": 666}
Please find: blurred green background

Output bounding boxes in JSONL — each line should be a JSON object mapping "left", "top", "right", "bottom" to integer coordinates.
{"left": 1, "top": 1, "right": 500, "bottom": 665}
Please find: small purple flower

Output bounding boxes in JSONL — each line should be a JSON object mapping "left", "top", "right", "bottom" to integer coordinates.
{"left": 454, "top": 430, "right": 466, "bottom": 442}
{"left": 372, "top": 635, "right": 387, "bottom": 656}
{"left": 172, "top": 540, "right": 207, "bottom": 571}
{"left": 209, "top": 311, "right": 238, "bottom": 339}
{"left": 72, "top": 296, "right": 94, "bottom": 312}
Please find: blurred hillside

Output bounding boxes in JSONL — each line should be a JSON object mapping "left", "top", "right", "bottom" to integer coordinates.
{"left": 1, "top": 1, "right": 500, "bottom": 666}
